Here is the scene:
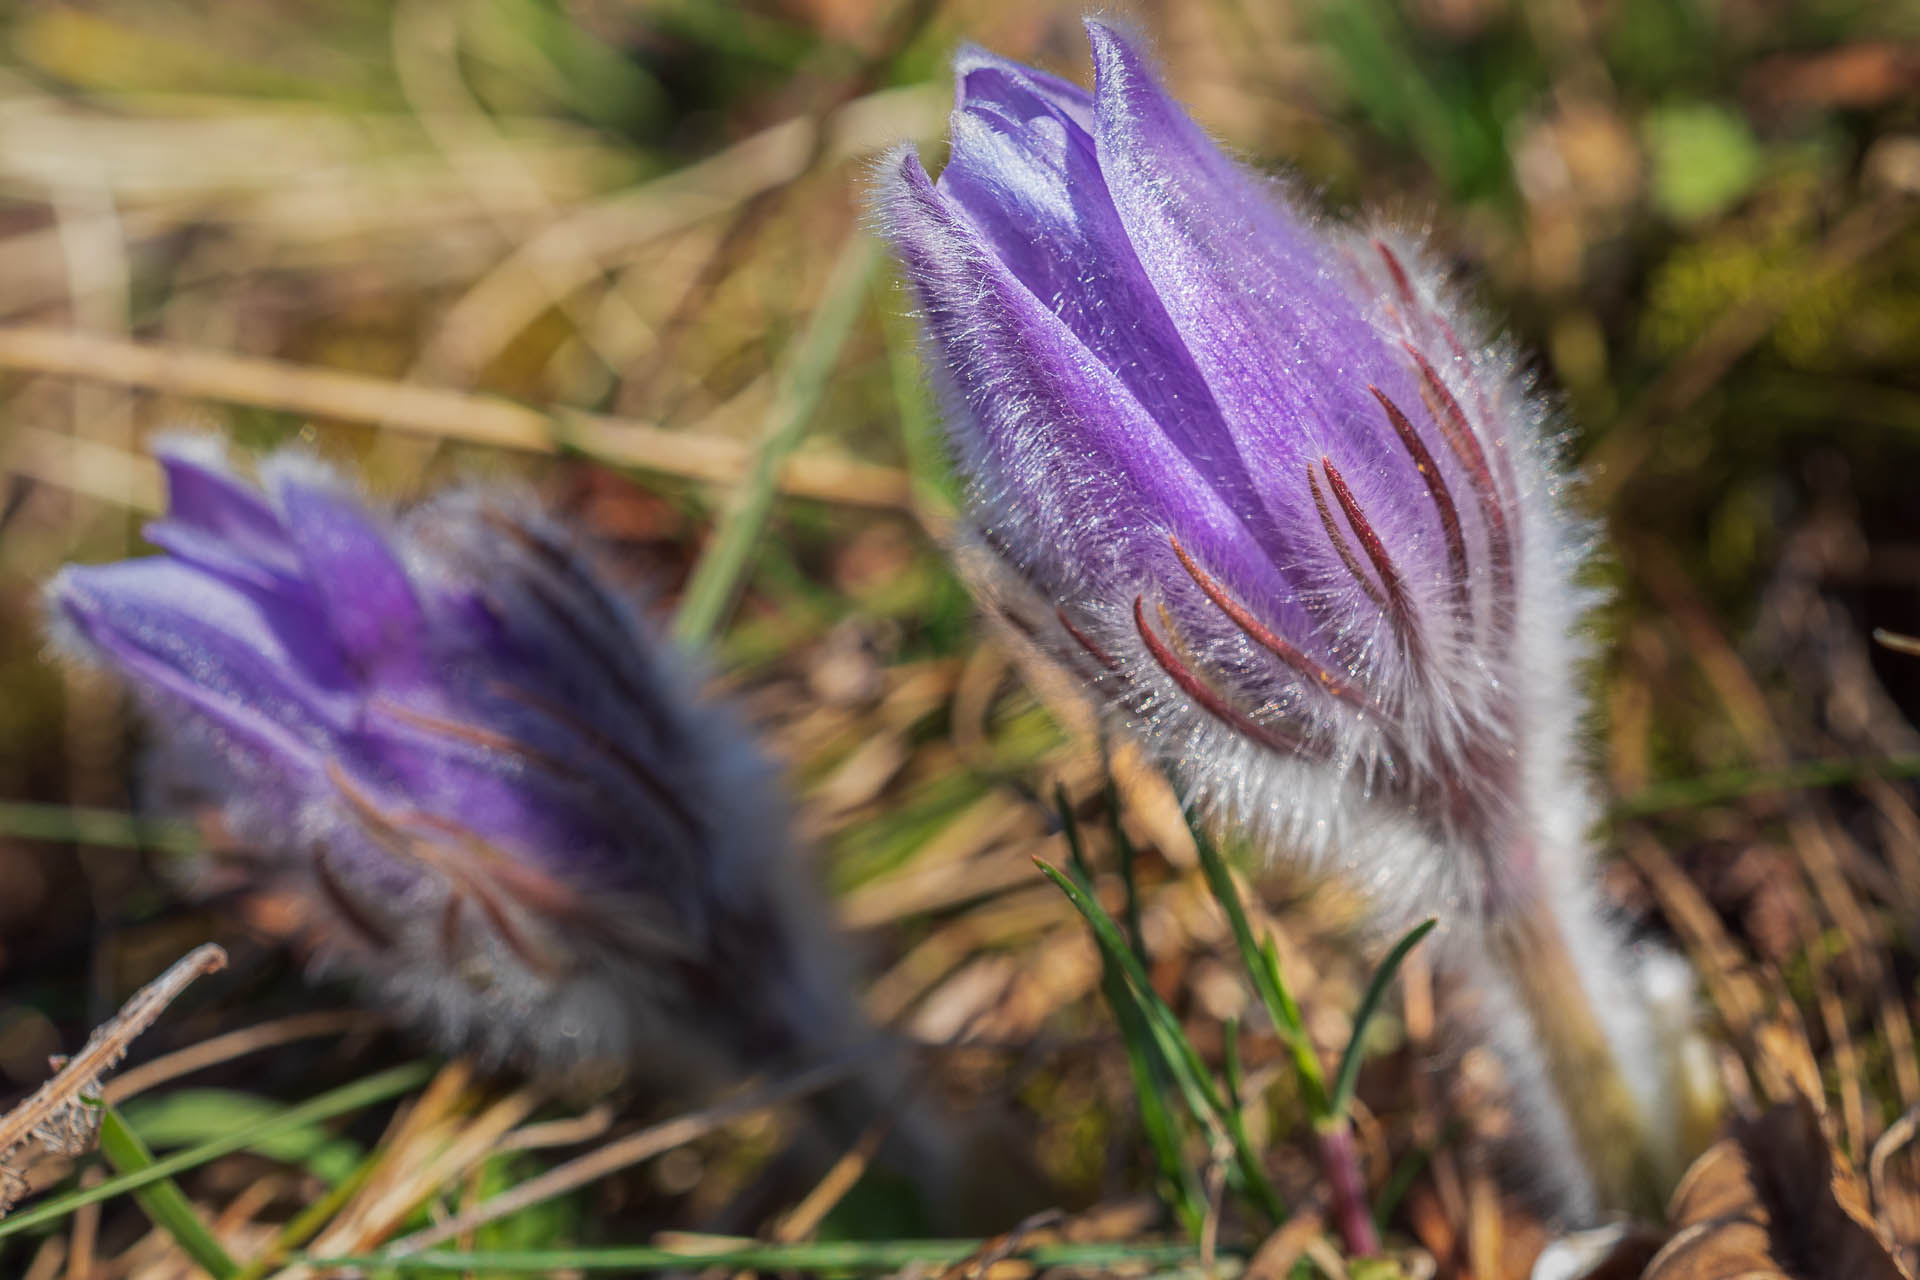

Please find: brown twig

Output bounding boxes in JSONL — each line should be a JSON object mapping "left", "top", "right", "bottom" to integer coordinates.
{"left": 0, "top": 943, "right": 227, "bottom": 1217}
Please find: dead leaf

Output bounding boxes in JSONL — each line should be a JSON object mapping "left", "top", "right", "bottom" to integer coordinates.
{"left": 1643, "top": 1094, "right": 1910, "bottom": 1280}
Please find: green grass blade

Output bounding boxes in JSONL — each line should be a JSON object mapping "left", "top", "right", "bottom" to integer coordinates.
{"left": 1190, "top": 827, "right": 1328, "bottom": 1110}
{"left": 1102, "top": 768, "right": 1148, "bottom": 964}
{"left": 672, "top": 234, "right": 884, "bottom": 647}
{"left": 1034, "top": 860, "right": 1225, "bottom": 1126}
{"left": 96, "top": 1106, "right": 238, "bottom": 1279}
{"left": 1609, "top": 753, "right": 1920, "bottom": 818}
{"left": 231, "top": 1142, "right": 387, "bottom": 1280}
{"left": 1057, "top": 787, "right": 1208, "bottom": 1233}
{"left": 1372, "top": 1145, "right": 1430, "bottom": 1230}
{"left": 1218, "top": 1107, "right": 1285, "bottom": 1224}
{"left": 1328, "top": 917, "right": 1436, "bottom": 1119}
{"left": 878, "top": 288, "right": 959, "bottom": 517}
{"left": 1105, "top": 959, "right": 1209, "bottom": 1237}
{"left": 0, "top": 801, "right": 199, "bottom": 855}
{"left": 1054, "top": 785, "right": 1094, "bottom": 883}
{"left": 1258, "top": 936, "right": 1332, "bottom": 1117}
{"left": 1222, "top": 1016, "right": 1244, "bottom": 1114}
{"left": 1036, "top": 857, "right": 1286, "bottom": 1224}
{"left": 303, "top": 1239, "right": 1219, "bottom": 1272}
{"left": 0, "top": 1061, "right": 434, "bottom": 1240}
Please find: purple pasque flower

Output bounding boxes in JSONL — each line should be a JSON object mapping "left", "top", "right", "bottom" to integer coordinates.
{"left": 879, "top": 22, "right": 1689, "bottom": 1219}
{"left": 879, "top": 20, "right": 1583, "bottom": 932}
{"left": 46, "top": 439, "right": 863, "bottom": 1087}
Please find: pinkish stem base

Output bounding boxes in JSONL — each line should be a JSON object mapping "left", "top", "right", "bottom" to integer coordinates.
{"left": 1315, "top": 1119, "right": 1380, "bottom": 1257}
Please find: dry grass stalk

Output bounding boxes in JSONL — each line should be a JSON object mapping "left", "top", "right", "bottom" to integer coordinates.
{"left": 102, "top": 1010, "right": 375, "bottom": 1106}
{"left": 383, "top": 1051, "right": 864, "bottom": 1256}
{"left": 0, "top": 943, "right": 227, "bottom": 1217}
{"left": 0, "top": 326, "right": 911, "bottom": 509}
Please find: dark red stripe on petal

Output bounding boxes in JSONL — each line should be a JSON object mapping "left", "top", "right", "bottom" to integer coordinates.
{"left": 1320, "top": 457, "right": 1416, "bottom": 639}
{"left": 372, "top": 692, "right": 701, "bottom": 850}
{"left": 1168, "top": 536, "right": 1369, "bottom": 711}
{"left": 1056, "top": 607, "right": 1122, "bottom": 674}
{"left": 1309, "top": 465, "right": 1388, "bottom": 614}
{"left": 403, "top": 808, "right": 593, "bottom": 921}
{"left": 1370, "top": 386, "right": 1471, "bottom": 621}
{"left": 1374, "top": 239, "right": 1417, "bottom": 308}
{"left": 311, "top": 844, "right": 399, "bottom": 950}
{"left": 479, "top": 682, "right": 703, "bottom": 846}
{"left": 1404, "top": 346, "right": 1516, "bottom": 621}
{"left": 439, "top": 894, "right": 465, "bottom": 962}
{"left": 1133, "top": 595, "right": 1307, "bottom": 756}
{"left": 460, "top": 875, "right": 571, "bottom": 980}
{"left": 325, "top": 761, "right": 574, "bottom": 977}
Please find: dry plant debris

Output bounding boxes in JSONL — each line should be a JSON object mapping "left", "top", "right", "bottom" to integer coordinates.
{"left": 1646, "top": 1093, "right": 1911, "bottom": 1280}
{"left": 0, "top": 944, "right": 225, "bottom": 1216}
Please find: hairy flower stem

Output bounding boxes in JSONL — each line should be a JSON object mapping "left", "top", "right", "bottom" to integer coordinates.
{"left": 1313, "top": 1118, "right": 1380, "bottom": 1256}
{"left": 1485, "top": 899, "right": 1669, "bottom": 1220}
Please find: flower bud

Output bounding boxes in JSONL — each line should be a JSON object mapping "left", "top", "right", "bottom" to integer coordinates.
{"left": 878, "top": 21, "right": 1696, "bottom": 1220}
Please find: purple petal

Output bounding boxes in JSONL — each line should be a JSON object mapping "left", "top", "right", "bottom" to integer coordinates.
{"left": 1083, "top": 21, "right": 1463, "bottom": 624}
{"left": 952, "top": 44, "right": 1094, "bottom": 132}
{"left": 144, "top": 447, "right": 308, "bottom": 597}
{"left": 341, "top": 714, "right": 642, "bottom": 883}
{"left": 269, "top": 466, "right": 429, "bottom": 687}
{"left": 939, "top": 57, "right": 1326, "bottom": 629}
{"left": 50, "top": 560, "right": 350, "bottom": 769}
{"left": 881, "top": 150, "right": 1293, "bottom": 611}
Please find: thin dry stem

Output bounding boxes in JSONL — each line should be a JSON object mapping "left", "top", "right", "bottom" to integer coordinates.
{"left": 103, "top": 1010, "right": 376, "bottom": 1105}
{"left": 384, "top": 1052, "right": 864, "bottom": 1255}
{"left": 0, "top": 943, "right": 226, "bottom": 1217}
{"left": 0, "top": 327, "right": 911, "bottom": 510}
{"left": 769, "top": 1116, "right": 893, "bottom": 1246}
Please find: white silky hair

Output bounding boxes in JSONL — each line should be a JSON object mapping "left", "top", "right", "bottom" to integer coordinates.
{"left": 935, "top": 212, "right": 1695, "bottom": 1222}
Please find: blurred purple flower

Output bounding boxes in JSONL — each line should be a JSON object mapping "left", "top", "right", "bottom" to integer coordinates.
{"left": 46, "top": 440, "right": 861, "bottom": 1087}
{"left": 878, "top": 22, "right": 1692, "bottom": 1218}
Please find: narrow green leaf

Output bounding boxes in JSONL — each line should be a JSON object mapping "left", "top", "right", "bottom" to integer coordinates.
{"left": 1609, "top": 753, "right": 1920, "bottom": 819}
{"left": 1104, "top": 963, "right": 1208, "bottom": 1236}
{"left": 1054, "top": 785, "right": 1093, "bottom": 883}
{"left": 1101, "top": 766, "right": 1147, "bottom": 964}
{"left": 231, "top": 1143, "right": 387, "bottom": 1280}
{"left": 879, "top": 290, "right": 959, "bottom": 516}
{"left": 304, "top": 1239, "right": 1221, "bottom": 1272}
{"left": 0, "top": 1061, "right": 434, "bottom": 1240}
{"left": 1037, "top": 856, "right": 1285, "bottom": 1225}
{"left": 1035, "top": 860, "right": 1225, "bottom": 1130}
{"left": 1222, "top": 1016, "right": 1244, "bottom": 1114}
{"left": 97, "top": 1107, "right": 238, "bottom": 1279}
{"left": 672, "top": 234, "right": 883, "bottom": 646}
{"left": 1190, "top": 827, "right": 1328, "bottom": 1109}
{"left": 0, "top": 801, "right": 198, "bottom": 855}
{"left": 1329, "top": 918, "right": 1437, "bottom": 1119}
{"left": 1373, "top": 1129, "right": 1451, "bottom": 1228}
{"left": 120, "top": 1088, "right": 363, "bottom": 1183}
{"left": 1218, "top": 1106, "right": 1285, "bottom": 1224}
{"left": 1052, "top": 790, "right": 1208, "bottom": 1232}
